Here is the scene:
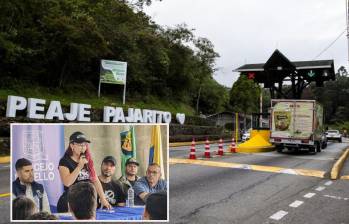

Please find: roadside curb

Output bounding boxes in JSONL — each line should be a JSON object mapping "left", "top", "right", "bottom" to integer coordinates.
{"left": 170, "top": 140, "right": 232, "bottom": 147}
{"left": 330, "top": 148, "right": 349, "bottom": 180}
{"left": 0, "top": 156, "right": 10, "bottom": 164}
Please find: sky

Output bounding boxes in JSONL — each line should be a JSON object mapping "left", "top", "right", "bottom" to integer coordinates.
{"left": 144, "top": 0, "right": 349, "bottom": 87}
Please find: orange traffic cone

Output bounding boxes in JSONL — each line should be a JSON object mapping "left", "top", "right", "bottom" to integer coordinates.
{"left": 217, "top": 138, "right": 224, "bottom": 156}
{"left": 189, "top": 138, "right": 196, "bottom": 159}
{"left": 230, "top": 137, "right": 236, "bottom": 153}
{"left": 204, "top": 137, "right": 211, "bottom": 158}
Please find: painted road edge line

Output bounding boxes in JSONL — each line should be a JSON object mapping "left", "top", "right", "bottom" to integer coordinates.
{"left": 340, "top": 175, "right": 349, "bottom": 180}
{"left": 330, "top": 148, "right": 349, "bottom": 180}
{"left": 169, "top": 158, "right": 326, "bottom": 178}
{"left": 304, "top": 192, "right": 316, "bottom": 198}
{"left": 0, "top": 193, "right": 10, "bottom": 198}
{"left": 315, "top": 186, "right": 326, "bottom": 191}
{"left": 270, "top": 210, "right": 288, "bottom": 220}
{"left": 289, "top": 200, "right": 304, "bottom": 208}
{"left": 324, "top": 180, "right": 333, "bottom": 186}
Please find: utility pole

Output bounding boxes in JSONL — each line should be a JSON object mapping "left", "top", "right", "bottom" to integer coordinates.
{"left": 347, "top": 0, "right": 349, "bottom": 63}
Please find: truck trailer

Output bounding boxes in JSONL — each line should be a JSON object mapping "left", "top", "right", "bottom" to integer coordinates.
{"left": 269, "top": 99, "right": 327, "bottom": 154}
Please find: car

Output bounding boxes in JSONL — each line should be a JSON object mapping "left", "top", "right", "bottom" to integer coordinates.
{"left": 241, "top": 131, "right": 250, "bottom": 142}
{"left": 325, "top": 130, "right": 342, "bottom": 142}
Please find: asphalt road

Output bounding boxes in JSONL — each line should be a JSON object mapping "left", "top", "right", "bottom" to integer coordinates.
{"left": 0, "top": 164, "right": 10, "bottom": 223}
{"left": 169, "top": 141, "right": 349, "bottom": 223}
{"left": 0, "top": 141, "right": 348, "bottom": 223}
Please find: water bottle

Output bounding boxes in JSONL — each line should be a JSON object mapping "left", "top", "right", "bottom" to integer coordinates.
{"left": 34, "top": 196, "right": 40, "bottom": 210}
{"left": 127, "top": 187, "right": 134, "bottom": 207}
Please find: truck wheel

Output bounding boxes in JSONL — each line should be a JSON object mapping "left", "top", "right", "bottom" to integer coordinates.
{"left": 316, "top": 142, "right": 321, "bottom": 152}
{"left": 321, "top": 141, "right": 327, "bottom": 149}
{"left": 309, "top": 146, "right": 317, "bottom": 155}
{"left": 276, "top": 145, "right": 283, "bottom": 153}
{"left": 339, "top": 138, "right": 342, "bottom": 143}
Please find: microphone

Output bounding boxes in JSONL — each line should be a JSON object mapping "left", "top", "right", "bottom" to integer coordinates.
{"left": 80, "top": 152, "right": 86, "bottom": 159}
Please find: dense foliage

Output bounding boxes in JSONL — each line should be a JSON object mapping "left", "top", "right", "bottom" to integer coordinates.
{"left": 310, "top": 66, "right": 349, "bottom": 126}
{"left": 229, "top": 75, "right": 261, "bottom": 114}
{"left": 0, "top": 0, "right": 228, "bottom": 114}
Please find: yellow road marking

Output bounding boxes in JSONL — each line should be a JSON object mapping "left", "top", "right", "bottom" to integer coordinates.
{"left": 169, "top": 158, "right": 326, "bottom": 178}
{"left": 0, "top": 156, "right": 10, "bottom": 164}
{"left": 340, "top": 175, "right": 349, "bottom": 180}
{"left": 0, "top": 193, "right": 10, "bottom": 198}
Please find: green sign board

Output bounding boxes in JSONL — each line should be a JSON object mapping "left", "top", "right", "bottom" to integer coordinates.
{"left": 100, "top": 60, "right": 127, "bottom": 85}
{"left": 307, "top": 70, "right": 315, "bottom": 78}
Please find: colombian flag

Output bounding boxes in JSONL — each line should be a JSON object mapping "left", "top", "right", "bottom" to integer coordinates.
{"left": 148, "top": 125, "right": 164, "bottom": 175}
{"left": 120, "top": 126, "right": 136, "bottom": 175}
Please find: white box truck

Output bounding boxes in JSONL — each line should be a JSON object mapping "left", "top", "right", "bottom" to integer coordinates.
{"left": 270, "top": 99, "right": 327, "bottom": 154}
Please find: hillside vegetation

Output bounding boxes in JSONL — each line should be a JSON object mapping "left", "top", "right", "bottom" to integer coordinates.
{"left": 0, "top": 0, "right": 229, "bottom": 115}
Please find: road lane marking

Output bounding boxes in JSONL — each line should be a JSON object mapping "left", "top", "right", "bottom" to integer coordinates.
{"left": 289, "top": 200, "right": 304, "bottom": 208}
{"left": 324, "top": 195, "right": 349, "bottom": 201}
{"left": 304, "top": 193, "right": 316, "bottom": 198}
{"left": 248, "top": 152, "right": 336, "bottom": 161}
{"left": 0, "top": 193, "right": 10, "bottom": 198}
{"left": 279, "top": 169, "right": 298, "bottom": 175}
{"left": 315, "top": 186, "right": 326, "bottom": 191}
{"left": 169, "top": 158, "right": 326, "bottom": 178}
{"left": 324, "top": 181, "right": 333, "bottom": 186}
{"left": 270, "top": 210, "right": 288, "bottom": 220}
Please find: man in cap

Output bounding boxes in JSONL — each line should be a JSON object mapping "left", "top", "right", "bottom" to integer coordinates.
{"left": 97, "top": 156, "right": 125, "bottom": 207}
{"left": 119, "top": 157, "right": 140, "bottom": 194}
{"left": 12, "top": 158, "right": 51, "bottom": 213}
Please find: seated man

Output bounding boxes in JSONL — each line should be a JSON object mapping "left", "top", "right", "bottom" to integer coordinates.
{"left": 12, "top": 158, "right": 50, "bottom": 213}
{"left": 143, "top": 191, "right": 167, "bottom": 220}
{"left": 68, "top": 181, "right": 97, "bottom": 220}
{"left": 98, "top": 156, "right": 125, "bottom": 207}
{"left": 118, "top": 157, "right": 140, "bottom": 194}
{"left": 133, "top": 163, "right": 167, "bottom": 205}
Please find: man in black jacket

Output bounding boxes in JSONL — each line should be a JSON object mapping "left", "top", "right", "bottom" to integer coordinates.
{"left": 12, "top": 158, "right": 51, "bottom": 213}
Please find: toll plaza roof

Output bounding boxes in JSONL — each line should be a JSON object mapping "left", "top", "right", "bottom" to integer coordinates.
{"left": 235, "top": 60, "right": 334, "bottom": 72}
{"left": 234, "top": 49, "right": 335, "bottom": 88}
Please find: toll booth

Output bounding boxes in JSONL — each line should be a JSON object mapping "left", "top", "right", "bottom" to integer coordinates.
{"left": 234, "top": 49, "right": 335, "bottom": 99}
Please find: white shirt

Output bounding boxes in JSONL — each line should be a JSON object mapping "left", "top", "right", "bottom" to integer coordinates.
{"left": 13, "top": 184, "right": 51, "bottom": 213}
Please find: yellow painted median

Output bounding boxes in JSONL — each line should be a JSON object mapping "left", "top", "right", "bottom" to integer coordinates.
{"left": 169, "top": 158, "right": 325, "bottom": 178}
{"left": 331, "top": 148, "right": 349, "bottom": 180}
{"left": 0, "top": 156, "right": 10, "bottom": 164}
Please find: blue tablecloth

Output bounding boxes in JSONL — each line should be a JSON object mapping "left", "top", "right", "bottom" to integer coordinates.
{"left": 57, "top": 206, "right": 144, "bottom": 220}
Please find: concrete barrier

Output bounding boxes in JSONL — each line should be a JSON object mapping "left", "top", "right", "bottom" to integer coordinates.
{"left": 330, "top": 148, "right": 349, "bottom": 180}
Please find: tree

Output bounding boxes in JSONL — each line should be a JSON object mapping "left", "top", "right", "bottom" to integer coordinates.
{"left": 230, "top": 75, "right": 261, "bottom": 129}
{"left": 0, "top": 0, "right": 229, "bottom": 116}
{"left": 310, "top": 66, "right": 349, "bottom": 123}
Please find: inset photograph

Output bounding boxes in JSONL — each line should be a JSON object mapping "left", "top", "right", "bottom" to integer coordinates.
{"left": 11, "top": 124, "right": 168, "bottom": 221}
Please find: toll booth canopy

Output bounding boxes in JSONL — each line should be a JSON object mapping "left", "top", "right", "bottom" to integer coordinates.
{"left": 234, "top": 49, "right": 335, "bottom": 99}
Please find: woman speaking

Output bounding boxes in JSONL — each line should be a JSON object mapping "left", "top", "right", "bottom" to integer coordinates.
{"left": 57, "top": 131, "right": 111, "bottom": 212}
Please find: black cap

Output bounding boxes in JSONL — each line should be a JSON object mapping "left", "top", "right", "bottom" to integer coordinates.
{"left": 126, "top": 157, "right": 139, "bottom": 166}
{"left": 102, "top": 156, "right": 117, "bottom": 166}
{"left": 69, "top": 131, "right": 90, "bottom": 143}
